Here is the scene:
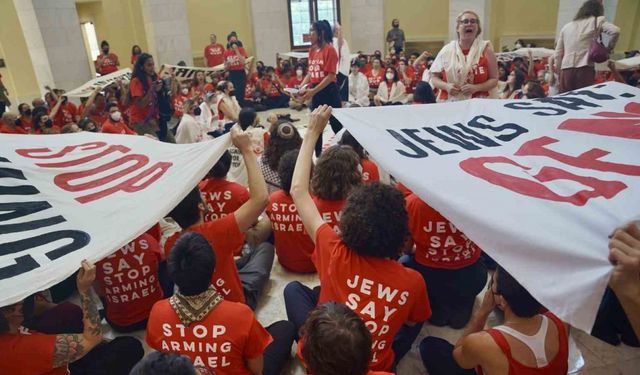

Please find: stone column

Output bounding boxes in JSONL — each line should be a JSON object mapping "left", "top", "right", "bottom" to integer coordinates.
{"left": 140, "top": 0, "right": 193, "bottom": 66}
{"left": 448, "top": 0, "right": 492, "bottom": 42}
{"left": 350, "top": 0, "right": 384, "bottom": 53}
{"left": 250, "top": 0, "right": 291, "bottom": 66}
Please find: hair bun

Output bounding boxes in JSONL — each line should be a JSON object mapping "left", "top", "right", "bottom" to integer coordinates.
{"left": 277, "top": 122, "right": 295, "bottom": 139}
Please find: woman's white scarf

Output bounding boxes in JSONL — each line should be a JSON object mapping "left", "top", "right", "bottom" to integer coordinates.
{"left": 434, "top": 38, "right": 489, "bottom": 101}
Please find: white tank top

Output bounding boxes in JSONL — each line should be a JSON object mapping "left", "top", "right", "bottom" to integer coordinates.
{"left": 493, "top": 315, "right": 550, "bottom": 367}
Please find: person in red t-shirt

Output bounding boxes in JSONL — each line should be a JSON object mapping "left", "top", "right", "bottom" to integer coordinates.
{"left": 224, "top": 34, "right": 248, "bottom": 107}
{"left": 0, "top": 112, "right": 27, "bottom": 134}
{"left": 129, "top": 53, "right": 161, "bottom": 136}
{"left": 299, "top": 20, "right": 343, "bottom": 156}
{"left": 366, "top": 57, "right": 385, "bottom": 93}
{"left": 311, "top": 144, "right": 362, "bottom": 232}
{"left": 95, "top": 40, "right": 120, "bottom": 76}
{"left": 146, "top": 231, "right": 295, "bottom": 375}
{"left": 284, "top": 106, "right": 431, "bottom": 372}
{"left": 299, "top": 302, "right": 394, "bottom": 375}
{"left": 199, "top": 150, "right": 250, "bottom": 221}
{"left": 266, "top": 150, "right": 315, "bottom": 273}
{"left": 95, "top": 232, "right": 164, "bottom": 332}
{"left": 420, "top": 267, "right": 569, "bottom": 375}
{"left": 16, "top": 103, "right": 33, "bottom": 132}
{"left": 339, "top": 130, "right": 381, "bottom": 183}
{"left": 205, "top": 33, "right": 226, "bottom": 68}
{"left": 166, "top": 127, "right": 274, "bottom": 310}
{"left": 0, "top": 261, "right": 143, "bottom": 375}
{"left": 261, "top": 66, "right": 290, "bottom": 109}
{"left": 402, "top": 193, "right": 487, "bottom": 328}
{"left": 102, "top": 102, "right": 136, "bottom": 135}
{"left": 131, "top": 45, "right": 142, "bottom": 65}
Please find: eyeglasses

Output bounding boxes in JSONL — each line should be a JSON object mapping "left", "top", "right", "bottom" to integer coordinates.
{"left": 459, "top": 18, "right": 478, "bottom": 25}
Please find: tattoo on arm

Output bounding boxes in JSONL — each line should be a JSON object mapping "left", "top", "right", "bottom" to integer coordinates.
{"left": 80, "top": 288, "right": 102, "bottom": 337}
{"left": 53, "top": 334, "right": 85, "bottom": 368}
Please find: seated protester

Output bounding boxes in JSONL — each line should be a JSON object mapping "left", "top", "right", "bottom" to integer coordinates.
{"left": 300, "top": 302, "right": 394, "bottom": 375}
{"left": 32, "top": 108, "right": 60, "bottom": 134}
{"left": 397, "top": 58, "right": 416, "bottom": 97}
{"left": 366, "top": 57, "right": 385, "bottom": 95}
{"left": 47, "top": 89, "right": 78, "bottom": 128}
{"left": 374, "top": 67, "right": 406, "bottom": 106}
{"left": 198, "top": 91, "right": 219, "bottom": 133}
{"left": 217, "top": 80, "right": 241, "bottom": 125}
{"left": 198, "top": 150, "right": 249, "bottom": 221}
{"left": 347, "top": 60, "right": 370, "bottom": 107}
{"left": 0, "top": 112, "right": 27, "bottom": 134}
{"left": 311, "top": 144, "right": 362, "bottom": 231}
{"left": 266, "top": 150, "right": 316, "bottom": 273}
{"left": 500, "top": 68, "right": 525, "bottom": 99}
{"left": 592, "top": 221, "right": 640, "bottom": 347}
{"left": 171, "top": 83, "right": 191, "bottom": 126}
{"left": 338, "top": 130, "right": 380, "bottom": 183}
{"left": 146, "top": 232, "right": 295, "bottom": 375}
{"left": 261, "top": 67, "right": 290, "bottom": 109}
{"left": 166, "top": 127, "right": 273, "bottom": 310}
{"left": 20, "top": 293, "right": 83, "bottom": 335}
{"left": 95, "top": 232, "right": 164, "bottom": 333}
{"left": 78, "top": 117, "right": 99, "bottom": 132}
{"left": 60, "top": 123, "right": 81, "bottom": 133}
{"left": 413, "top": 81, "right": 436, "bottom": 104}
{"left": 402, "top": 193, "right": 487, "bottom": 328}
{"left": 420, "top": 267, "right": 569, "bottom": 375}
{"left": 259, "top": 121, "right": 302, "bottom": 194}
{"left": 522, "top": 80, "right": 546, "bottom": 99}
{"left": 102, "top": 102, "right": 136, "bottom": 134}
{"left": 16, "top": 103, "right": 33, "bottom": 132}
{"left": 227, "top": 108, "right": 269, "bottom": 187}
{"left": 175, "top": 99, "right": 211, "bottom": 144}
{"left": 78, "top": 87, "right": 108, "bottom": 126}
{"left": 284, "top": 105, "right": 431, "bottom": 371}
{"left": 288, "top": 64, "right": 306, "bottom": 88}
{"left": 130, "top": 352, "right": 203, "bottom": 375}
{"left": 0, "top": 261, "right": 144, "bottom": 375}
{"left": 285, "top": 64, "right": 308, "bottom": 111}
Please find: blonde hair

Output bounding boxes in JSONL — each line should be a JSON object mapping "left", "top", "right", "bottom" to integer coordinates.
{"left": 456, "top": 10, "right": 482, "bottom": 38}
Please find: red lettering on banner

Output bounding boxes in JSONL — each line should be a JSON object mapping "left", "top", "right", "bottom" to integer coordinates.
{"left": 558, "top": 102, "right": 640, "bottom": 139}
{"left": 515, "top": 136, "right": 640, "bottom": 176}
{"left": 459, "top": 156, "right": 627, "bottom": 206}
{"left": 16, "top": 142, "right": 174, "bottom": 204}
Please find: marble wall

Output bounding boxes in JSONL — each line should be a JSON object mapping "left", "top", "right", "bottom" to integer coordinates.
{"left": 350, "top": 0, "right": 385, "bottom": 53}
{"left": 141, "top": 0, "right": 193, "bottom": 66}
{"left": 448, "top": 0, "right": 492, "bottom": 42}
{"left": 250, "top": 0, "right": 291, "bottom": 66}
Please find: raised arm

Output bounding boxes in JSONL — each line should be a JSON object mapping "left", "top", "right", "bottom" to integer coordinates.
{"left": 232, "top": 127, "right": 268, "bottom": 232}
{"left": 290, "top": 105, "right": 332, "bottom": 241}
{"left": 81, "top": 87, "right": 102, "bottom": 118}
{"left": 527, "top": 49, "right": 535, "bottom": 80}
{"left": 52, "top": 260, "right": 103, "bottom": 368}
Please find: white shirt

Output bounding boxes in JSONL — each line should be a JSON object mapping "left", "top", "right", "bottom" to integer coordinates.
{"left": 198, "top": 101, "right": 219, "bottom": 132}
{"left": 217, "top": 93, "right": 241, "bottom": 124}
{"left": 348, "top": 72, "right": 370, "bottom": 107}
{"left": 227, "top": 126, "right": 268, "bottom": 187}
{"left": 555, "top": 16, "right": 620, "bottom": 69}
{"left": 175, "top": 114, "right": 210, "bottom": 144}
{"left": 376, "top": 81, "right": 407, "bottom": 104}
{"left": 333, "top": 37, "right": 351, "bottom": 76}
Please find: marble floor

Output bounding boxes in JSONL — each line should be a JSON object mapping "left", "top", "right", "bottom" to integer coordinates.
{"left": 102, "top": 106, "right": 639, "bottom": 374}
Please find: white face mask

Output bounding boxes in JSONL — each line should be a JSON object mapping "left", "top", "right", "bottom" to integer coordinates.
{"left": 386, "top": 73, "right": 394, "bottom": 81}
{"left": 181, "top": 88, "right": 189, "bottom": 95}
{"left": 110, "top": 111, "right": 121, "bottom": 122}
{"left": 544, "top": 73, "right": 551, "bottom": 82}
{"left": 296, "top": 69, "right": 303, "bottom": 77}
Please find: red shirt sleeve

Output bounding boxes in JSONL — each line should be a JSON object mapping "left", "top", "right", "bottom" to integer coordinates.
{"left": 311, "top": 223, "right": 340, "bottom": 274}
{"left": 1, "top": 331, "right": 60, "bottom": 374}
{"left": 407, "top": 271, "right": 431, "bottom": 323}
{"left": 243, "top": 308, "right": 273, "bottom": 359}
{"left": 323, "top": 46, "right": 338, "bottom": 75}
{"left": 204, "top": 213, "right": 245, "bottom": 256}
{"left": 130, "top": 77, "right": 145, "bottom": 98}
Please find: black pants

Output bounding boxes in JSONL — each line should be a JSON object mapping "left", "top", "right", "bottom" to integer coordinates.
{"left": 263, "top": 94, "right": 290, "bottom": 109}
{"left": 591, "top": 287, "right": 640, "bottom": 347}
{"left": 400, "top": 255, "right": 487, "bottom": 329}
{"left": 228, "top": 70, "right": 247, "bottom": 107}
{"left": 263, "top": 321, "right": 296, "bottom": 375}
{"left": 0, "top": 101, "right": 6, "bottom": 117}
{"left": 69, "top": 336, "right": 144, "bottom": 375}
{"left": 310, "top": 82, "right": 343, "bottom": 156}
{"left": 420, "top": 337, "right": 476, "bottom": 375}
{"left": 336, "top": 72, "right": 348, "bottom": 102}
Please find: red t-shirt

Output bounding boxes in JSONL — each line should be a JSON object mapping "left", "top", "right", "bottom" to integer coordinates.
{"left": 286, "top": 75, "right": 304, "bottom": 88}
{"left": 146, "top": 299, "right": 272, "bottom": 375}
{"left": 198, "top": 178, "right": 250, "bottom": 222}
{"left": 96, "top": 233, "right": 164, "bottom": 326}
{"left": 439, "top": 49, "right": 490, "bottom": 101}
{"left": 308, "top": 44, "right": 338, "bottom": 84}
{"left": 405, "top": 193, "right": 481, "bottom": 269}
{"left": 266, "top": 190, "right": 316, "bottom": 273}
{"left": 205, "top": 43, "right": 226, "bottom": 67}
{"left": 0, "top": 328, "right": 69, "bottom": 375}
{"left": 313, "top": 197, "right": 345, "bottom": 232}
{"left": 361, "top": 159, "right": 380, "bottom": 183}
{"left": 17, "top": 116, "right": 32, "bottom": 132}
{"left": 261, "top": 78, "right": 282, "bottom": 97}
{"left": 395, "top": 182, "right": 413, "bottom": 198}
{"left": 96, "top": 53, "right": 119, "bottom": 75}
{"left": 164, "top": 214, "right": 246, "bottom": 303}
{"left": 312, "top": 224, "right": 431, "bottom": 371}
{"left": 129, "top": 75, "right": 158, "bottom": 124}
{"left": 0, "top": 123, "right": 27, "bottom": 134}
{"left": 86, "top": 103, "right": 107, "bottom": 126}
{"left": 101, "top": 119, "right": 136, "bottom": 135}
{"left": 172, "top": 94, "right": 189, "bottom": 118}
{"left": 53, "top": 102, "right": 78, "bottom": 127}
{"left": 366, "top": 69, "right": 385, "bottom": 89}
{"left": 224, "top": 47, "right": 248, "bottom": 71}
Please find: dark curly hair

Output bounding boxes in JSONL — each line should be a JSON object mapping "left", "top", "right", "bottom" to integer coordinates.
{"left": 208, "top": 150, "right": 232, "bottom": 178}
{"left": 574, "top": 0, "right": 603, "bottom": 20}
{"left": 339, "top": 183, "right": 408, "bottom": 258}
{"left": 300, "top": 302, "right": 372, "bottom": 375}
{"left": 129, "top": 352, "right": 198, "bottom": 375}
{"left": 264, "top": 122, "right": 302, "bottom": 171}
{"left": 277, "top": 149, "right": 300, "bottom": 195}
{"left": 311, "top": 145, "right": 362, "bottom": 200}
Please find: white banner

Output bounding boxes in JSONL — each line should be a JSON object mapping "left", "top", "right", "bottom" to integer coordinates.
{"left": 0, "top": 133, "right": 230, "bottom": 307}
{"left": 496, "top": 47, "right": 555, "bottom": 63}
{"left": 333, "top": 82, "right": 640, "bottom": 332}
{"left": 65, "top": 68, "right": 132, "bottom": 98}
{"left": 163, "top": 57, "right": 255, "bottom": 81}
